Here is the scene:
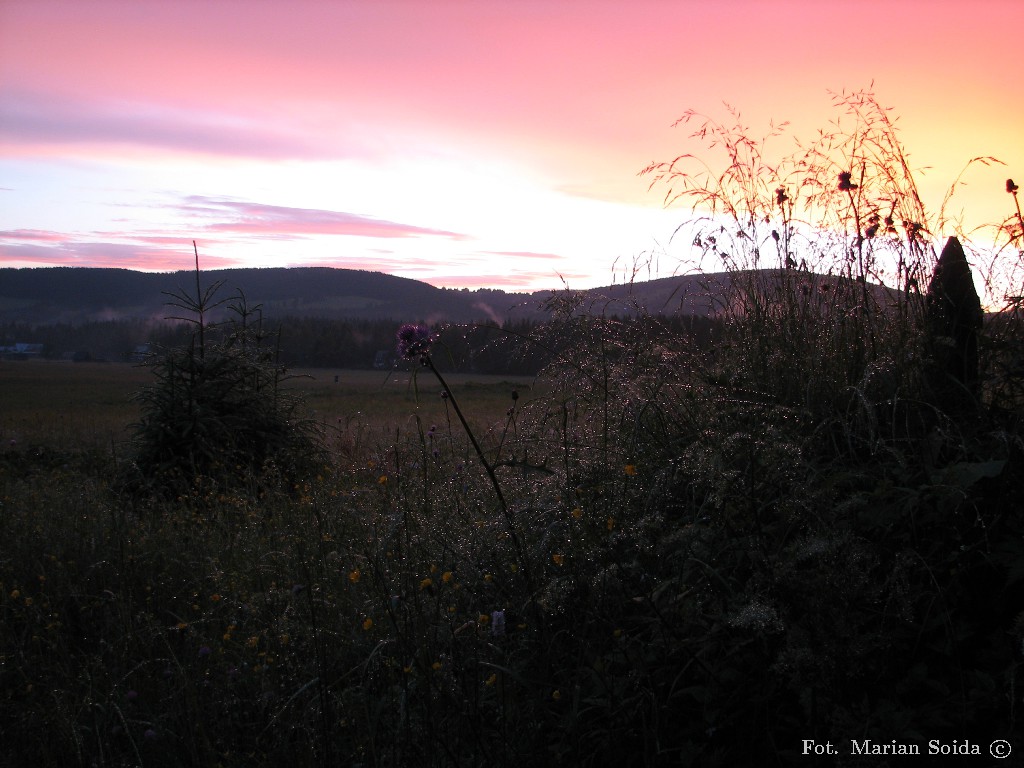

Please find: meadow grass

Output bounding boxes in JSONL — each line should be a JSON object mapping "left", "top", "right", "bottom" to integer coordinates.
{"left": 3, "top": 92, "right": 1024, "bottom": 766}
{"left": 0, "top": 361, "right": 150, "bottom": 448}
{"left": 0, "top": 360, "right": 537, "bottom": 450}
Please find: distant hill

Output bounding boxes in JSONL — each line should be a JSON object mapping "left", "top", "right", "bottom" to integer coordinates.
{"left": 0, "top": 267, "right": 540, "bottom": 325}
{"left": 0, "top": 266, "right": 896, "bottom": 326}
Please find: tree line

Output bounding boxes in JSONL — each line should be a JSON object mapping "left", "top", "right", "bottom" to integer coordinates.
{"left": 0, "top": 313, "right": 720, "bottom": 375}
{"left": 0, "top": 316, "right": 548, "bottom": 374}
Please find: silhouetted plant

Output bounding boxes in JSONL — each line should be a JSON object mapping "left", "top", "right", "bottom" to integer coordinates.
{"left": 129, "top": 244, "right": 324, "bottom": 497}
{"left": 641, "top": 88, "right": 941, "bottom": 422}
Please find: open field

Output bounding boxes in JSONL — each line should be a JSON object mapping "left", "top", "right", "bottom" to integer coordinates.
{"left": 0, "top": 359, "right": 540, "bottom": 453}
{"left": 0, "top": 360, "right": 151, "bottom": 448}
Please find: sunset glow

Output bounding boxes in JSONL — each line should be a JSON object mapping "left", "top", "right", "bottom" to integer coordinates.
{"left": 2, "top": 0, "right": 1022, "bottom": 292}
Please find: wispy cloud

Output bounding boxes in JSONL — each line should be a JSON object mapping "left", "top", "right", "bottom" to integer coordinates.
{"left": 94, "top": 233, "right": 211, "bottom": 248}
{"left": 0, "top": 192, "right": 475, "bottom": 274}
{"left": 482, "top": 250, "right": 561, "bottom": 261}
{"left": 0, "top": 229, "right": 70, "bottom": 243}
{"left": 0, "top": 235, "right": 238, "bottom": 271}
{"left": 0, "top": 89, "right": 335, "bottom": 161}
{"left": 179, "top": 196, "right": 470, "bottom": 241}
{"left": 426, "top": 270, "right": 589, "bottom": 290}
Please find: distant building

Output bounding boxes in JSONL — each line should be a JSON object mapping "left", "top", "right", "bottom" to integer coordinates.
{"left": 130, "top": 343, "right": 153, "bottom": 362}
{"left": 0, "top": 342, "right": 44, "bottom": 359}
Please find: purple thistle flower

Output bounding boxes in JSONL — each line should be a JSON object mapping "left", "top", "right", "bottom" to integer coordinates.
{"left": 144, "top": 728, "right": 157, "bottom": 741}
{"left": 198, "top": 645, "right": 212, "bottom": 658}
{"left": 396, "top": 323, "right": 433, "bottom": 359}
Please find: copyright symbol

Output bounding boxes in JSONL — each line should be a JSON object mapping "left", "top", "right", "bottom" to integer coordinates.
{"left": 990, "top": 740, "right": 1012, "bottom": 759}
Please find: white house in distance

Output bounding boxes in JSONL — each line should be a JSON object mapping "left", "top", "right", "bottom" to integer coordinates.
{"left": 0, "top": 342, "right": 44, "bottom": 359}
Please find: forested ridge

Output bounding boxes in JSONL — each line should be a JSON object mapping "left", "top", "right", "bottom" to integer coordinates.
{"left": 0, "top": 266, "right": 536, "bottom": 325}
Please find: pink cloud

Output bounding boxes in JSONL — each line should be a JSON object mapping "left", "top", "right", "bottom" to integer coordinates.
{"left": 180, "top": 196, "right": 470, "bottom": 240}
{"left": 0, "top": 229, "right": 69, "bottom": 242}
{"left": 0, "top": 89, "right": 333, "bottom": 160}
{"left": 483, "top": 250, "right": 561, "bottom": 261}
{"left": 93, "top": 233, "right": 214, "bottom": 247}
{"left": 0, "top": 238, "right": 238, "bottom": 272}
{"left": 424, "top": 272, "right": 589, "bottom": 291}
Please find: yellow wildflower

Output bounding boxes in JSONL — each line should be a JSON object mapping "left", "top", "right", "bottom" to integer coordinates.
{"left": 362, "top": 617, "right": 373, "bottom": 631}
{"left": 348, "top": 569, "right": 361, "bottom": 583}
{"left": 624, "top": 464, "right": 637, "bottom": 476}
{"left": 419, "top": 577, "right": 433, "bottom": 591}
{"left": 552, "top": 553, "right": 565, "bottom": 567}
{"left": 441, "top": 570, "right": 453, "bottom": 584}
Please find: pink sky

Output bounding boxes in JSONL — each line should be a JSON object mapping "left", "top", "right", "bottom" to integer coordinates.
{"left": 1, "top": 0, "right": 1022, "bottom": 292}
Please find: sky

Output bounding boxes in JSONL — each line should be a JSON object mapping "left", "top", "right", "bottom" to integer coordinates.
{"left": 1, "top": 0, "right": 1022, "bottom": 293}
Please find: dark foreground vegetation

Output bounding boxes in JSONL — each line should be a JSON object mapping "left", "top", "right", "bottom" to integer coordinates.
{"left": 3, "top": 91, "right": 1024, "bottom": 766}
